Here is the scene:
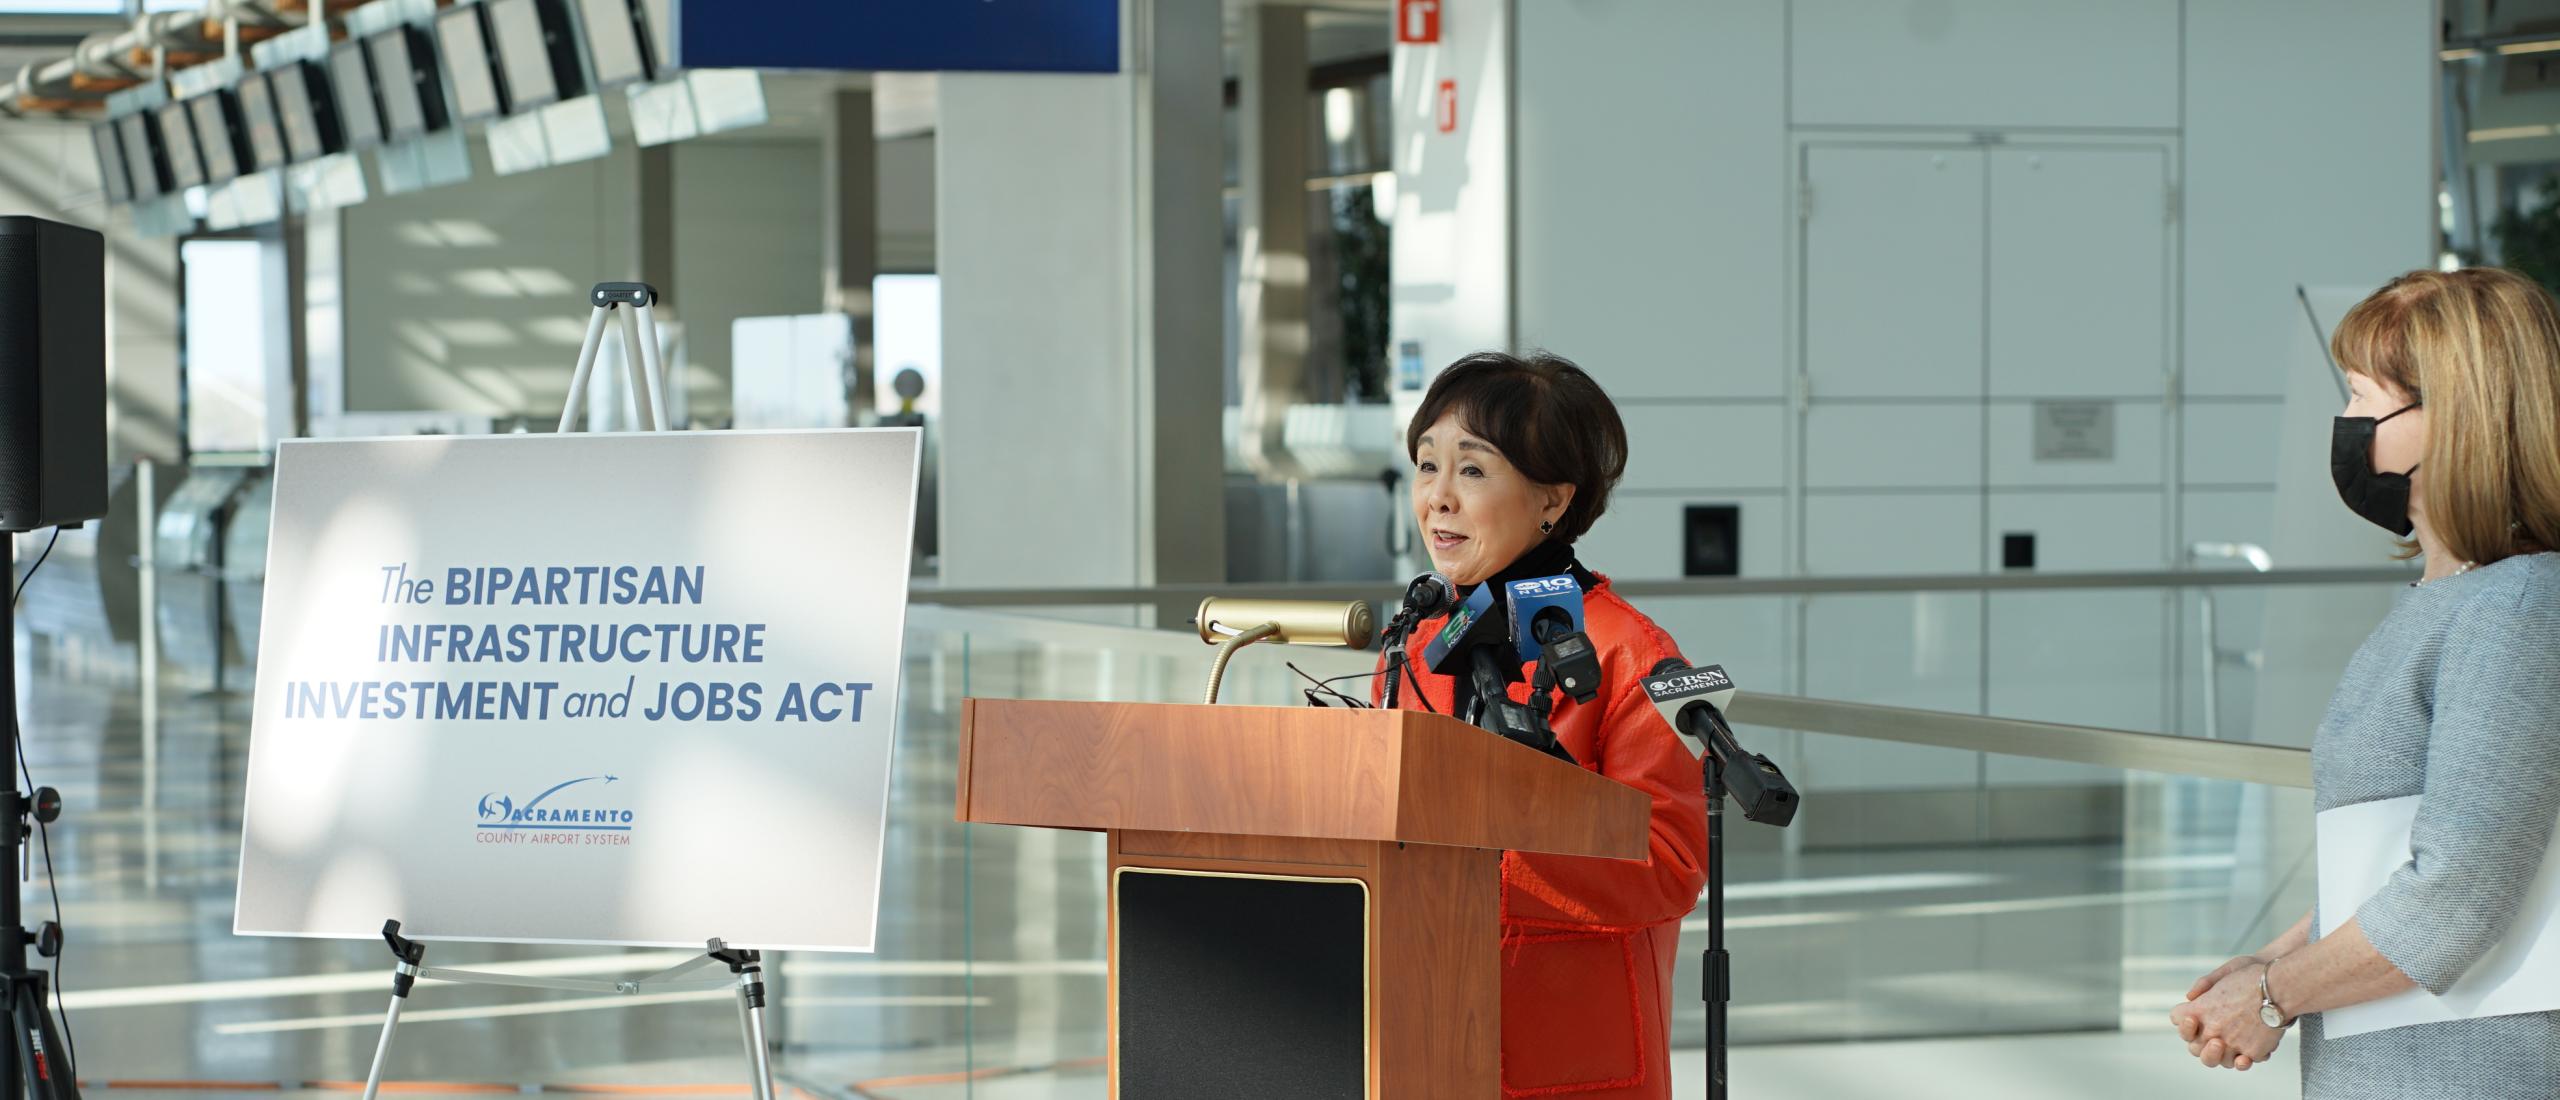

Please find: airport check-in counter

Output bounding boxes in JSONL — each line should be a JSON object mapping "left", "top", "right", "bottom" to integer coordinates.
{"left": 151, "top": 465, "right": 263, "bottom": 686}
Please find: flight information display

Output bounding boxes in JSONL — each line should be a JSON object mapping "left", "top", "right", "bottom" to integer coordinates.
{"left": 91, "top": 122, "right": 132, "bottom": 203}
{"left": 156, "top": 101, "right": 205, "bottom": 190}
{"left": 237, "top": 71, "right": 289, "bottom": 170}
{"left": 117, "top": 112, "right": 166, "bottom": 198}
{"left": 435, "top": 5, "right": 509, "bottom": 121}
{"left": 328, "top": 41, "right": 386, "bottom": 149}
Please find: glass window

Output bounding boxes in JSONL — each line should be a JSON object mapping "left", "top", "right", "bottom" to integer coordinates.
{"left": 181, "top": 238, "right": 277, "bottom": 455}
{"left": 873, "top": 274, "right": 940, "bottom": 418}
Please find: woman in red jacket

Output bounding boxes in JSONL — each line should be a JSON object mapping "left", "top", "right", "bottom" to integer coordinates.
{"left": 1375, "top": 351, "right": 1710, "bottom": 1099}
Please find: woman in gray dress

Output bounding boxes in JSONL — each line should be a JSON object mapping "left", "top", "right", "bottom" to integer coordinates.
{"left": 2169, "top": 267, "right": 2560, "bottom": 1096}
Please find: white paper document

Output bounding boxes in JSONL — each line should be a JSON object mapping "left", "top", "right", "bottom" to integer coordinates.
{"left": 2316, "top": 795, "right": 2560, "bottom": 1038}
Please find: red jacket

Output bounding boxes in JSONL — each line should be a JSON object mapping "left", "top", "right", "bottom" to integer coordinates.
{"left": 1375, "top": 575, "right": 1709, "bottom": 1098}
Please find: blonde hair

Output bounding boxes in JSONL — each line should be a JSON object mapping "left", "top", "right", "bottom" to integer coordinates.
{"left": 2331, "top": 267, "right": 2560, "bottom": 565}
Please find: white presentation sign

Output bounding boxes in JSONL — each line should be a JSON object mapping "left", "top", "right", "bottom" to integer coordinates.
{"left": 234, "top": 430, "right": 920, "bottom": 951}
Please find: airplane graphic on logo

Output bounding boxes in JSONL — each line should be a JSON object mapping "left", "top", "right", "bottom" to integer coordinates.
{"left": 474, "top": 775, "right": 633, "bottom": 831}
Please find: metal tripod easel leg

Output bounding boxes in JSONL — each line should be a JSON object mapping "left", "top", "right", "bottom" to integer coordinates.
{"left": 558, "top": 282, "right": 673, "bottom": 434}
{"left": 355, "top": 922, "right": 777, "bottom": 1100}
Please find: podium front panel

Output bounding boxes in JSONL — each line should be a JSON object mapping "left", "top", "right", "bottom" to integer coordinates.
{"left": 1115, "top": 868, "right": 1367, "bottom": 1099}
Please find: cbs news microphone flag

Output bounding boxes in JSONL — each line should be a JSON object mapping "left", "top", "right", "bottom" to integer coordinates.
{"left": 234, "top": 429, "right": 920, "bottom": 952}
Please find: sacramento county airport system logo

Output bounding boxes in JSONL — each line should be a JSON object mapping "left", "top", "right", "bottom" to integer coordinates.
{"left": 474, "top": 775, "right": 637, "bottom": 846}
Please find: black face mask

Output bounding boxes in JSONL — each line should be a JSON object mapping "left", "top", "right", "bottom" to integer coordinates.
{"left": 2332, "top": 403, "right": 2422, "bottom": 537}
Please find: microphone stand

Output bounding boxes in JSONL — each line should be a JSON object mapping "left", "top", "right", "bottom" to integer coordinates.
{"left": 1379, "top": 613, "right": 1412, "bottom": 710}
{"left": 0, "top": 562, "right": 76, "bottom": 1099}
{"left": 1701, "top": 735, "right": 1732, "bottom": 1100}
{"left": 1680, "top": 702, "right": 1795, "bottom": 1100}
{"left": 1468, "top": 647, "right": 1574, "bottom": 764}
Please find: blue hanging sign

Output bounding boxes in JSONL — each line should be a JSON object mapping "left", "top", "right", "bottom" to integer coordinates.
{"left": 673, "top": 0, "right": 1121, "bottom": 75}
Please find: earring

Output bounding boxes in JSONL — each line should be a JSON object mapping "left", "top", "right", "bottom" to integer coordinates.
{"left": 1540, "top": 520, "right": 1555, "bottom": 534}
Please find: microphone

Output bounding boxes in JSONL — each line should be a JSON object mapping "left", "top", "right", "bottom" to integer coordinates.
{"left": 1504, "top": 575, "right": 1580, "bottom": 665}
{"left": 1642, "top": 661, "right": 1797, "bottom": 826}
{"left": 1400, "top": 571, "right": 1458, "bottom": 624}
{"left": 1380, "top": 571, "right": 1455, "bottom": 711}
{"left": 1194, "top": 598, "right": 1376, "bottom": 649}
{"left": 1508, "top": 575, "right": 1601, "bottom": 705}
{"left": 1413, "top": 583, "right": 1570, "bottom": 762}
{"left": 1420, "top": 583, "right": 1509, "bottom": 676}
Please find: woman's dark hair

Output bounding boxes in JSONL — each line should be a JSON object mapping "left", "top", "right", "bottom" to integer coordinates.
{"left": 1404, "top": 351, "right": 1628, "bottom": 543}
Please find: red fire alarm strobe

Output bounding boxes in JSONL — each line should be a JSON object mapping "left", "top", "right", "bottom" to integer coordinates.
{"left": 1436, "top": 78, "right": 1458, "bottom": 134}
{"left": 1399, "top": 0, "right": 1441, "bottom": 44}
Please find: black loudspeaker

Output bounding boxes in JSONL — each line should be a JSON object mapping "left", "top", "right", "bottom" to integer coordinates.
{"left": 0, "top": 216, "right": 109, "bottom": 535}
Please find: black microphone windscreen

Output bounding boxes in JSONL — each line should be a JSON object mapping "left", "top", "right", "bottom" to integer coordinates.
{"left": 1403, "top": 571, "right": 1457, "bottom": 617}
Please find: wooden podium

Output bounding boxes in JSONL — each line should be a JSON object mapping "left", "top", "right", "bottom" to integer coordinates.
{"left": 956, "top": 698, "right": 1649, "bottom": 1100}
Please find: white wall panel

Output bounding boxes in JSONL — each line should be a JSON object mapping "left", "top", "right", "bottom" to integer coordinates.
{"left": 1806, "top": 493, "right": 1981, "bottom": 575}
{"left": 1989, "top": 591, "right": 2172, "bottom": 724}
{"left": 940, "top": 74, "right": 1138, "bottom": 588}
{"left": 1985, "top": 401, "right": 2165, "bottom": 487}
{"left": 877, "top": 134, "right": 937, "bottom": 273}
{"left": 342, "top": 148, "right": 639, "bottom": 416}
{"left": 672, "top": 143, "right": 827, "bottom": 423}
{"left": 1636, "top": 595, "right": 1793, "bottom": 710}
{"left": 1790, "top": 0, "right": 2178, "bottom": 130}
{"left": 1621, "top": 403, "right": 1786, "bottom": 492}
{"left": 1985, "top": 493, "right": 2170, "bottom": 775}
{"left": 1802, "top": 593, "right": 1983, "bottom": 789}
{"left": 1803, "top": 146, "right": 1984, "bottom": 399}
{"left": 2183, "top": 0, "right": 2435, "bottom": 396}
{"left": 1987, "top": 146, "right": 2171, "bottom": 399}
{"left": 1806, "top": 405, "right": 1980, "bottom": 489}
{"left": 2183, "top": 401, "right": 2289, "bottom": 486}
{"left": 1581, "top": 493, "right": 1786, "bottom": 581}
{"left": 1516, "top": 0, "right": 1787, "bottom": 401}
{"left": 1984, "top": 490, "right": 2168, "bottom": 571}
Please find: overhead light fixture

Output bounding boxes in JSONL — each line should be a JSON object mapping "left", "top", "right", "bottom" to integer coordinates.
{"left": 2497, "top": 39, "right": 2560, "bottom": 55}
{"left": 2443, "top": 47, "right": 2482, "bottom": 61}
{"left": 2468, "top": 124, "right": 2556, "bottom": 142}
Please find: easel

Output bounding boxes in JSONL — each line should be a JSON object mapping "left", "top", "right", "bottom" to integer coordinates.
{"left": 357, "top": 921, "right": 777, "bottom": 1100}
{"left": 353, "top": 283, "right": 777, "bottom": 1100}
{"left": 559, "top": 282, "right": 673, "bottom": 432}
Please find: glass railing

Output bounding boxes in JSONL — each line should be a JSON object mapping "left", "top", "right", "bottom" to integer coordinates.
{"left": 767, "top": 607, "right": 1376, "bottom": 1094}
{"left": 767, "top": 605, "right": 2315, "bottom": 1098}
{"left": 5, "top": 555, "right": 2343, "bottom": 1097}
{"left": 907, "top": 568, "right": 2414, "bottom": 750}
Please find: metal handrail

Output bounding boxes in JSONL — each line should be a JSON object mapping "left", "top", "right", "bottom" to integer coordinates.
{"left": 908, "top": 565, "right": 2416, "bottom": 608}
{"left": 1728, "top": 695, "right": 2312, "bottom": 789}
{"left": 912, "top": 606, "right": 2316, "bottom": 789}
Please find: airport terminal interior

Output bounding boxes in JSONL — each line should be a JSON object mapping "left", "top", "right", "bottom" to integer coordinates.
{"left": 0, "top": 0, "right": 2540, "bottom": 1096}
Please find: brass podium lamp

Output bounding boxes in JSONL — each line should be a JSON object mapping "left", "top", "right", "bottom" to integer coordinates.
{"left": 1192, "top": 598, "right": 1375, "bottom": 703}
